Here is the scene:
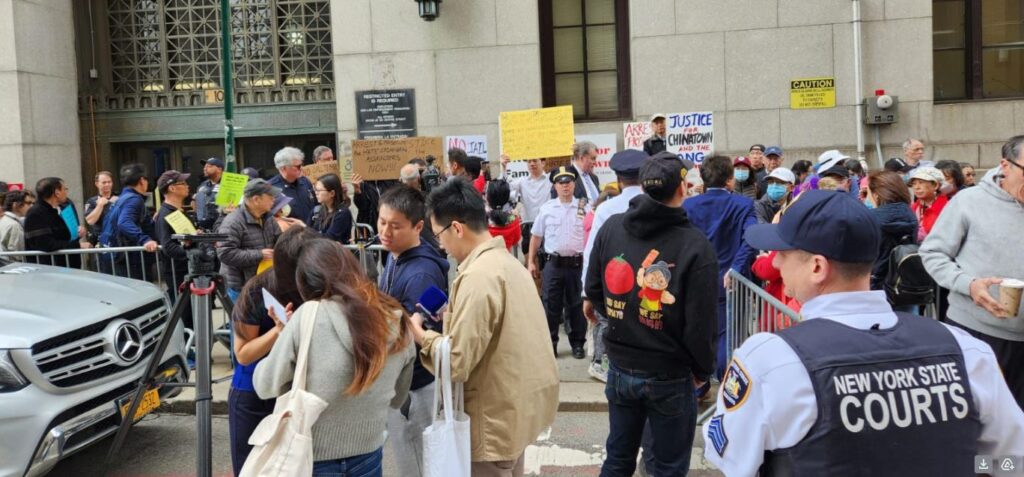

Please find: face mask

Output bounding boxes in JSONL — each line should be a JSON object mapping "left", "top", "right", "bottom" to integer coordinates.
{"left": 766, "top": 183, "right": 787, "bottom": 201}
{"left": 864, "top": 197, "right": 876, "bottom": 209}
{"left": 940, "top": 181, "right": 955, "bottom": 195}
{"left": 735, "top": 169, "right": 750, "bottom": 182}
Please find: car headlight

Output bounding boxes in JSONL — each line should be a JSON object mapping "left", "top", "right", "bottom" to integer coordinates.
{"left": 0, "top": 350, "right": 29, "bottom": 392}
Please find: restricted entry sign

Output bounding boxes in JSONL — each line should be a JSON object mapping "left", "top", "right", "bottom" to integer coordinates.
{"left": 790, "top": 77, "right": 836, "bottom": 109}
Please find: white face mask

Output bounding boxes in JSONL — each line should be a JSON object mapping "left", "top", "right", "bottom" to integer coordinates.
{"left": 940, "top": 181, "right": 956, "bottom": 195}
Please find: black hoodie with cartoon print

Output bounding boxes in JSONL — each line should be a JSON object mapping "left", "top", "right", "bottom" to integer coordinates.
{"left": 584, "top": 194, "right": 718, "bottom": 379}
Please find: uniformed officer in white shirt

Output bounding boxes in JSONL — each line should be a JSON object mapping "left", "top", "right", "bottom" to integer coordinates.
{"left": 703, "top": 190, "right": 1024, "bottom": 476}
{"left": 500, "top": 154, "right": 550, "bottom": 257}
{"left": 529, "top": 166, "right": 591, "bottom": 359}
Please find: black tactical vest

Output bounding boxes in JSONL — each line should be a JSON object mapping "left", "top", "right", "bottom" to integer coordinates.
{"left": 762, "top": 313, "right": 980, "bottom": 477}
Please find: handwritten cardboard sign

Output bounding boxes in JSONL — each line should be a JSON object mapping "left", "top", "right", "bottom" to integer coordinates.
{"left": 623, "top": 121, "right": 652, "bottom": 151}
{"left": 302, "top": 160, "right": 342, "bottom": 183}
{"left": 666, "top": 112, "right": 714, "bottom": 165}
{"left": 352, "top": 137, "right": 444, "bottom": 181}
{"left": 499, "top": 106, "right": 575, "bottom": 160}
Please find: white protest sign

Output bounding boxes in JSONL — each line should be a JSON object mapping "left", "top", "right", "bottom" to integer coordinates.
{"left": 665, "top": 112, "right": 714, "bottom": 165}
{"left": 623, "top": 121, "right": 652, "bottom": 151}
{"left": 445, "top": 135, "right": 488, "bottom": 161}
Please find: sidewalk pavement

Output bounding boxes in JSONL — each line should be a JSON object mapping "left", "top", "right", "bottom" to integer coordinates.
{"left": 161, "top": 309, "right": 615, "bottom": 415}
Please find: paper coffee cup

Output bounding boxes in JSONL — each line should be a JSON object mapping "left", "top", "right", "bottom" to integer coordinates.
{"left": 999, "top": 279, "right": 1024, "bottom": 317}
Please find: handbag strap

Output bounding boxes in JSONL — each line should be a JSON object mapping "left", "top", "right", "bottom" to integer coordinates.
{"left": 431, "top": 337, "right": 457, "bottom": 422}
{"left": 291, "top": 300, "right": 321, "bottom": 392}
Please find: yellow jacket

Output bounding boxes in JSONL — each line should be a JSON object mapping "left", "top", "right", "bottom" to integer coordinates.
{"left": 420, "top": 237, "right": 560, "bottom": 462}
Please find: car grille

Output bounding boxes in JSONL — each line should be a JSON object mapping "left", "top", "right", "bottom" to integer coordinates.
{"left": 31, "top": 300, "right": 168, "bottom": 388}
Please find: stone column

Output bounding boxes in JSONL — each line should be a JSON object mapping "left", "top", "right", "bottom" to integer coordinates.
{"left": 0, "top": 0, "right": 83, "bottom": 203}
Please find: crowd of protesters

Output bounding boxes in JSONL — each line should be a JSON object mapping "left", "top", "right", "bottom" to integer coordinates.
{"left": 2, "top": 125, "right": 1023, "bottom": 477}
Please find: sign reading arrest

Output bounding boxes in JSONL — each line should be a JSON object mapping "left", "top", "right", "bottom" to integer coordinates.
{"left": 790, "top": 77, "right": 836, "bottom": 110}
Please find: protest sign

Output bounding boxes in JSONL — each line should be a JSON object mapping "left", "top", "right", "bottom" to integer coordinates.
{"left": 445, "top": 135, "right": 488, "bottom": 161}
{"left": 352, "top": 137, "right": 444, "bottom": 180}
{"left": 499, "top": 106, "right": 574, "bottom": 160}
{"left": 576, "top": 134, "right": 617, "bottom": 188}
{"left": 623, "top": 121, "right": 652, "bottom": 151}
{"left": 215, "top": 172, "right": 250, "bottom": 206}
{"left": 164, "top": 210, "right": 198, "bottom": 235}
{"left": 302, "top": 160, "right": 341, "bottom": 183}
{"left": 666, "top": 112, "right": 714, "bottom": 165}
{"left": 505, "top": 156, "right": 572, "bottom": 181}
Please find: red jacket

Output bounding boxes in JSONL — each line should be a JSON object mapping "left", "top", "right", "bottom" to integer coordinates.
{"left": 912, "top": 194, "right": 949, "bottom": 238}
{"left": 751, "top": 251, "right": 801, "bottom": 330}
{"left": 488, "top": 216, "right": 521, "bottom": 251}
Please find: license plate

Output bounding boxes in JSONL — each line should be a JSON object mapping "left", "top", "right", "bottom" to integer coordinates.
{"left": 120, "top": 387, "right": 160, "bottom": 422}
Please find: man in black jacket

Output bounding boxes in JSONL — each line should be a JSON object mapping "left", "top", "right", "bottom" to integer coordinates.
{"left": 24, "top": 177, "right": 82, "bottom": 268}
{"left": 153, "top": 170, "right": 194, "bottom": 329}
{"left": 643, "top": 114, "right": 667, "bottom": 156}
{"left": 584, "top": 156, "right": 718, "bottom": 477}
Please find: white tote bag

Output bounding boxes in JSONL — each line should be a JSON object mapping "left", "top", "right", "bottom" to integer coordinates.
{"left": 240, "top": 301, "right": 329, "bottom": 477}
{"left": 422, "top": 336, "right": 472, "bottom": 477}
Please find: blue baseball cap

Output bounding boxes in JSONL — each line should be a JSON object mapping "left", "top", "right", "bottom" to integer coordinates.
{"left": 610, "top": 149, "right": 649, "bottom": 177}
{"left": 765, "top": 146, "right": 784, "bottom": 157}
{"left": 743, "top": 190, "right": 880, "bottom": 263}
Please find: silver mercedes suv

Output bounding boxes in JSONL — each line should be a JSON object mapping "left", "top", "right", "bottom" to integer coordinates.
{"left": 0, "top": 262, "right": 189, "bottom": 477}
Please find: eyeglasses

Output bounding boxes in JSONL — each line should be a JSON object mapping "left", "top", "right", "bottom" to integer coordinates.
{"left": 1008, "top": 160, "right": 1024, "bottom": 172}
{"left": 433, "top": 222, "right": 455, "bottom": 240}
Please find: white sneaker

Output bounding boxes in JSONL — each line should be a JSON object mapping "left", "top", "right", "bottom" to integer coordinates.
{"left": 588, "top": 362, "right": 608, "bottom": 382}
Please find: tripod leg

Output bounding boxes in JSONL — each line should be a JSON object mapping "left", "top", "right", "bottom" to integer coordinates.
{"left": 106, "top": 285, "right": 191, "bottom": 464}
{"left": 214, "top": 281, "right": 237, "bottom": 368}
{"left": 191, "top": 276, "right": 215, "bottom": 477}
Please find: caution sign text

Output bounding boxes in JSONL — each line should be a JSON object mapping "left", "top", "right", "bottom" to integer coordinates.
{"left": 790, "top": 77, "right": 836, "bottom": 110}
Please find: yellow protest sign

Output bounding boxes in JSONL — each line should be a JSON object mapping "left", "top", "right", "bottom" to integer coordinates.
{"left": 790, "top": 77, "right": 836, "bottom": 109}
{"left": 257, "top": 258, "right": 273, "bottom": 275}
{"left": 500, "top": 106, "right": 575, "bottom": 160}
{"left": 302, "top": 160, "right": 341, "bottom": 183}
{"left": 164, "top": 210, "right": 197, "bottom": 235}
{"left": 215, "top": 172, "right": 250, "bottom": 206}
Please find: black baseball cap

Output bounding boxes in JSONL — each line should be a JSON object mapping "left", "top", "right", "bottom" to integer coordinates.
{"left": 202, "top": 157, "right": 225, "bottom": 169}
{"left": 156, "top": 170, "right": 191, "bottom": 193}
{"left": 650, "top": 151, "right": 696, "bottom": 171}
{"left": 743, "top": 190, "right": 880, "bottom": 263}
{"left": 640, "top": 155, "right": 684, "bottom": 201}
{"left": 884, "top": 157, "right": 914, "bottom": 173}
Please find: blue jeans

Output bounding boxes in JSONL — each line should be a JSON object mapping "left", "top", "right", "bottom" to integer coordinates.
{"left": 227, "top": 287, "right": 241, "bottom": 303}
{"left": 313, "top": 448, "right": 383, "bottom": 477}
{"left": 227, "top": 388, "right": 275, "bottom": 476}
{"left": 601, "top": 364, "right": 697, "bottom": 477}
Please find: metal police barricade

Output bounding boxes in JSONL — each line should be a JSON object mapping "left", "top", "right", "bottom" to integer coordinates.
{"left": 343, "top": 243, "right": 388, "bottom": 278}
{"left": 697, "top": 269, "right": 802, "bottom": 424}
{"left": 0, "top": 245, "right": 165, "bottom": 284}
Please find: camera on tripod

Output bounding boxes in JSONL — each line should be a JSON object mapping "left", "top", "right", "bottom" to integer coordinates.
{"left": 171, "top": 234, "right": 227, "bottom": 276}
{"left": 422, "top": 155, "right": 442, "bottom": 193}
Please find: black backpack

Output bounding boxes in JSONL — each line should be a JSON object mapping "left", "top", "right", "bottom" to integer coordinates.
{"left": 884, "top": 237, "right": 936, "bottom": 307}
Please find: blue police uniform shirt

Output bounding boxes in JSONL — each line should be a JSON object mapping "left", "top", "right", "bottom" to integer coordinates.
{"left": 268, "top": 175, "right": 316, "bottom": 224}
{"left": 703, "top": 290, "right": 1024, "bottom": 476}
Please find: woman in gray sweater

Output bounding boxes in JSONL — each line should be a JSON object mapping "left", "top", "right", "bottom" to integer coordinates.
{"left": 254, "top": 238, "right": 416, "bottom": 476}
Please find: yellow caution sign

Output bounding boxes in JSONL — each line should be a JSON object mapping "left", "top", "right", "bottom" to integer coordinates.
{"left": 790, "top": 77, "right": 836, "bottom": 109}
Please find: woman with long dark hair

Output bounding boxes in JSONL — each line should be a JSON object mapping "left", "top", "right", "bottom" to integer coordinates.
{"left": 486, "top": 179, "right": 522, "bottom": 251}
{"left": 254, "top": 239, "right": 415, "bottom": 477}
{"left": 935, "top": 159, "right": 966, "bottom": 198}
{"left": 227, "top": 226, "right": 320, "bottom": 475}
{"left": 312, "top": 173, "right": 354, "bottom": 244}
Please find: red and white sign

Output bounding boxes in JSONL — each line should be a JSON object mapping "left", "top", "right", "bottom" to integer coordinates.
{"left": 623, "top": 121, "right": 652, "bottom": 151}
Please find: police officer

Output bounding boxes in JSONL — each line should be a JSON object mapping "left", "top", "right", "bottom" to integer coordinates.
{"left": 703, "top": 190, "right": 1024, "bottom": 476}
{"left": 194, "top": 157, "right": 224, "bottom": 231}
{"left": 529, "top": 166, "right": 591, "bottom": 359}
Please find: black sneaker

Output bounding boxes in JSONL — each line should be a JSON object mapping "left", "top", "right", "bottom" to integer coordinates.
{"left": 572, "top": 347, "right": 585, "bottom": 359}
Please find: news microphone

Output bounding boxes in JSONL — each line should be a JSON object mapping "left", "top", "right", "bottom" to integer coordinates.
{"left": 416, "top": 285, "right": 448, "bottom": 322}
